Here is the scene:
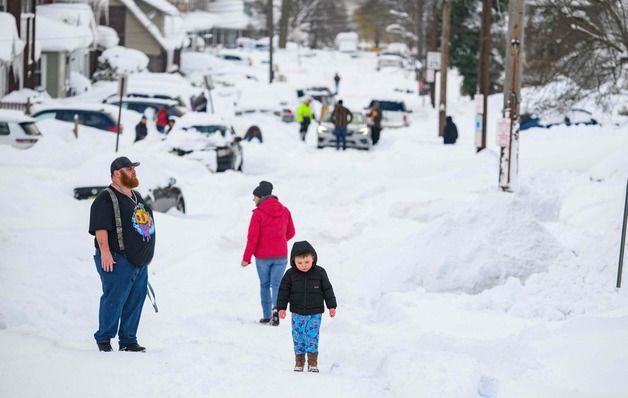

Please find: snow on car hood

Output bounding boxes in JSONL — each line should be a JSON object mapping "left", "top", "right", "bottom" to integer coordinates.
{"left": 164, "top": 128, "right": 233, "bottom": 151}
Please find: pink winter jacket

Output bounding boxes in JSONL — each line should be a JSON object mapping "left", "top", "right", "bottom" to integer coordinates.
{"left": 242, "top": 197, "right": 295, "bottom": 263}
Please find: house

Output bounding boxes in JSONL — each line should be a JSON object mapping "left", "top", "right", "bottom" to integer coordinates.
{"left": 184, "top": 0, "right": 259, "bottom": 49}
{"left": 36, "top": 3, "right": 98, "bottom": 98}
{"left": 0, "top": 12, "right": 25, "bottom": 98}
{"left": 107, "top": 0, "right": 185, "bottom": 72}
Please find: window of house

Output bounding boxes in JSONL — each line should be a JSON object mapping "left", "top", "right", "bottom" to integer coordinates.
{"left": 0, "top": 0, "right": 6, "bottom": 12}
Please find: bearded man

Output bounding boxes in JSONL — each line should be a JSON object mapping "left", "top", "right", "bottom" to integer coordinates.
{"left": 88, "top": 156, "right": 156, "bottom": 352}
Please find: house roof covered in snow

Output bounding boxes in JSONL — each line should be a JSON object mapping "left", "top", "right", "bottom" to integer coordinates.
{"left": 0, "top": 12, "right": 24, "bottom": 64}
{"left": 184, "top": 1, "right": 253, "bottom": 32}
{"left": 36, "top": 4, "right": 97, "bottom": 52}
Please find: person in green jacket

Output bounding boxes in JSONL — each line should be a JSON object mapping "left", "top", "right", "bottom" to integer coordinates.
{"left": 296, "top": 97, "right": 315, "bottom": 142}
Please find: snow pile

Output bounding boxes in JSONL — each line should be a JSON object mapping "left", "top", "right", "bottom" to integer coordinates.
{"left": 96, "top": 25, "right": 119, "bottom": 49}
{"left": 1, "top": 88, "right": 53, "bottom": 105}
{"left": 403, "top": 193, "right": 567, "bottom": 294}
{"left": 70, "top": 72, "right": 92, "bottom": 95}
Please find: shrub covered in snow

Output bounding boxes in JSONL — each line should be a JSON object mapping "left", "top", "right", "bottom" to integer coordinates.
{"left": 92, "top": 46, "right": 149, "bottom": 81}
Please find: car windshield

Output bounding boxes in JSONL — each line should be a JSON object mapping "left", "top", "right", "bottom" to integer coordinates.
{"left": 190, "top": 125, "right": 227, "bottom": 135}
{"left": 372, "top": 101, "right": 406, "bottom": 111}
{"left": 322, "top": 112, "right": 365, "bottom": 125}
{"left": 20, "top": 122, "right": 42, "bottom": 136}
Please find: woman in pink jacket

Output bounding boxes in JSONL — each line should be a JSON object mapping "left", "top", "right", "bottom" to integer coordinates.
{"left": 241, "top": 181, "right": 296, "bottom": 326}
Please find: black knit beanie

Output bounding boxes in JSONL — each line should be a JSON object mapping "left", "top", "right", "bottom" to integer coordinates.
{"left": 253, "top": 181, "right": 273, "bottom": 198}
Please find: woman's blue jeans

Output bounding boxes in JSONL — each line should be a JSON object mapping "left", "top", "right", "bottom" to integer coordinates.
{"left": 255, "top": 258, "right": 287, "bottom": 319}
{"left": 94, "top": 251, "right": 147, "bottom": 345}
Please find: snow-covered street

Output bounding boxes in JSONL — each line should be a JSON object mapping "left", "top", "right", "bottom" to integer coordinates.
{"left": 1, "top": 49, "right": 628, "bottom": 398}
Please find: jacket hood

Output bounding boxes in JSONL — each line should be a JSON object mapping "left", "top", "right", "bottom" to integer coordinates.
{"left": 290, "top": 240, "right": 318, "bottom": 270}
{"left": 256, "top": 196, "right": 286, "bottom": 217}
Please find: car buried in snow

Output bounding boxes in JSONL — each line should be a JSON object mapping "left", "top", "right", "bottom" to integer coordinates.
{"left": 316, "top": 110, "right": 371, "bottom": 150}
{"left": 0, "top": 110, "right": 42, "bottom": 149}
{"left": 165, "top": 113, "right": 244, "bottom": 173}
{"left": 73, "top": 178, "right": 186, "bottom": 214}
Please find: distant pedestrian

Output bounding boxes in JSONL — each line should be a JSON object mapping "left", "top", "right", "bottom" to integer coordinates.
{"left": 156, "top": 107, "right": 168, "bottom": 133}
{"left": 296, "top": 97, "right": 315, "bottom": 142}
{"left": 244, "top": 125, "right": 263, "bottom": 143}
{"left": 368, "top": 102, "right": 383, "bottom": 145}
{"left": 330, "top": 99, "right": 353, "bottom": 151}
{"left": 165, "top": 118, "right": 176, "bottom": 134}
{"left": 241, "top": 181, "right": 296, "bottom": 326}
{"left": 443, "top": 116, "right": 458, "bottom": 145}
{"left": 333, "top": 73, "right": 341, "bottom": 93}
{"left": 277, "top": 240, "right": 337, "bottom": 372}
{"left": 134, "top": 115, "right": 148, "bottom": 143}
{"left": 89, "top": 156, "right": 155, "bottom": 353}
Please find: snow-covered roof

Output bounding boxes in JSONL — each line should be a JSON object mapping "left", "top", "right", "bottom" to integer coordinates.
{"left": 0, "top": 12, "right": 25, "bottom": 64}
{"left": 118, "top": 0, "right": 184, "bottom": 51}
{"left": 36, "top": 4, "right": 97, "bottom": 52}
{"left": 207, "top": 0, "right": 252, "bottom": 30}
{"left": 183, "top": 1, "right": 252, "bottom": 33}
{"left": 96, "top": 25, "right": 120, "bottom": 49}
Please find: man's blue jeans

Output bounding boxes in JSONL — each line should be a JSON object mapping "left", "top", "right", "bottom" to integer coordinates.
{"left": 94, "top": 251, "right": 147, "bottom": 345}
{"left": 255, "top": 258, "right": 287, "bottom": 319}
{"left": 334, "top": 126, "right": 347, "bottom": 150}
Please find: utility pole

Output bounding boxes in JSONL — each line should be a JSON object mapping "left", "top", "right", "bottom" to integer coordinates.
{"left": 498, "top": 0, "right": 525, "bottom": 191}
{"left": 476, "top": 0, "right": 492, "bottom": 152}
{"left": 268, "top": 0, "right": 274, "bottom": 84}
{"left": 438, "top": 0, "right": 451, "bottom": 137}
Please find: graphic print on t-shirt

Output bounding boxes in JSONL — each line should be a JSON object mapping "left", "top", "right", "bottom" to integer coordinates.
{"left": 131, "top": 203, "right": 155, "bottom": 241}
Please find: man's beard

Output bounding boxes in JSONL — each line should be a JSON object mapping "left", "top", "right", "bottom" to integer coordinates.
{"left": 121, "top": 171, "right": 139, "bottom": 188}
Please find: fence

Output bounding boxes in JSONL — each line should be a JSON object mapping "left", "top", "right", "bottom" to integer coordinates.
{"left": 0, "top": 98, "right": 32, "bottom": 115}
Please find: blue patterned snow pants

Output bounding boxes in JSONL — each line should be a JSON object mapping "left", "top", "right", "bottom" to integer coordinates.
{"left": 291, "top": 313, "right": 322, "bottom": 354}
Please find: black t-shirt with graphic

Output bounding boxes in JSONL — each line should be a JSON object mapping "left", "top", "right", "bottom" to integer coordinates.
{"left": 89, "top": 186, "right": 156, "bottom": 266}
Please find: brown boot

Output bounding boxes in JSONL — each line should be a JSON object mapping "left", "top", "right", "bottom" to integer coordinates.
{"left": 307, "top": 352, "right": 319, "bottom": 373}
{"left": 294, "top": 354, "right": 305, "bottom": 372}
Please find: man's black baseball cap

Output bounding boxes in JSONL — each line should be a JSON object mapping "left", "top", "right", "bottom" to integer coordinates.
{"left": 110, "top": 156, "right": 140, "bottom": 175}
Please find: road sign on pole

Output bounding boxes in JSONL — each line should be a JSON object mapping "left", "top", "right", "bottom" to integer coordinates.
{"left": 426, "top": 51, "right": 441, "bottom": 70}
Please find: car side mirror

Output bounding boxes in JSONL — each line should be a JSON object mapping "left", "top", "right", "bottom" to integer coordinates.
{"left": 168, "top": 177, "right": 176, "bottom": 187}
{"left": 234, "top": 136, "right": 242, "bottom": 142}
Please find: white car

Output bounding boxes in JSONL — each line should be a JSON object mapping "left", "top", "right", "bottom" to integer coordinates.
{"left": 377, "top": 53, "right": 406, "bottom": 70}
{"left": 367, "top": 100, "right": 410, "bottom": 128}
{"left": 0, "top": 110, "right": 42, "bottom": 149}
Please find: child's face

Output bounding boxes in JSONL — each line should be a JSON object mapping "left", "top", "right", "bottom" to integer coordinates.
{"left": 294, "top": 254, "right": 314, "bottom": 272}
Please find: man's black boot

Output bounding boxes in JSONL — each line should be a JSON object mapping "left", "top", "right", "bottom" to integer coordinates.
{"left": 119, "top": 343, "right": 146, "bottom": 352}
{"left": 97, "top": 342, "right": 113, "bottom": 352}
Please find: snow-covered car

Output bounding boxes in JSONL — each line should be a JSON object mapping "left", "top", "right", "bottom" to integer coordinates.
{"left": 316, "top": 111, "right": 371, "bottom": 150}
{"left": 377, "top": 53, "right": 406, "bottom": 70}
{"left": 104, "top": 97, "right": 186, "bottom": 119}
{"left": 382, "top": 42, "right": 411, "bottom": 58}
{"left": 0, "top": 110, "right": 42, "bottom": 149}
{"left": 73, "top": 178, "right": 186, "bottom": 214}
{"left": 235, "top": 83, "right": 297, "bottom": 123}
{"left": 217, "top": 53, "right": 252, "bottom": 66}
{"left": 366, "top": 100, "right": 410, "bottom": 128}
{"left": 166, "top": 113, "right": 244, "bottom": 172}
{"left": 32, "top": 105, "right": 122, "bottom": 133}
{"left": 520, "top": 109, "right": 600, "bottom": 131}
{"left": 297, "top": 86, "right": 336, "bottom": 102}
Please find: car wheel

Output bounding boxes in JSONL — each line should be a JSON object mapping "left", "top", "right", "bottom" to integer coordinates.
{"left": 176, "top": 196, "right": 186, "bottom": 214}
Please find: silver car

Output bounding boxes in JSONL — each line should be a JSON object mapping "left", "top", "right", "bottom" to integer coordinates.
{"left": 316, "top": 111, "right": 371, "bottom": 150}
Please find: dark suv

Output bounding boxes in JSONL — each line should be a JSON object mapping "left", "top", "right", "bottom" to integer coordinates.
{"left": 32, "top": 107, "right": 120, "bottom": 133}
